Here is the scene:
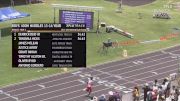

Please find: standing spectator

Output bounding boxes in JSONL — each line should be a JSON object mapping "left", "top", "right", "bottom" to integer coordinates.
{"left": 153, "top": 79, "right": 159, "bottom": 91}
{"left": 161, "top": 81, "right": 167, "bottom": 97}
{"left": 143, "top": 83, "right": 150, "bottom": 101}
{"left": 147, "top": 89, "right": 153, "bottom": 101}
{"left": 170, "top": 86, "right": 176, "bottom": 101}
{"left": 133, "top": 86, "right": 140, "bottom": 101}
{"left": 165, "top": 78, "right": 171, "bottom": 98}
{"left": 174, "top": 89, "right": 179, "bottom": 101}
{"left": 152, "top": 89, "right": 158, "bottom": 101}
{"left": 158, "top": 86, "right": 165, "bottom": 101}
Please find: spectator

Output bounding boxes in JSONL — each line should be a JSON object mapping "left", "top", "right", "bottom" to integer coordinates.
{"left": 143, "top": 83, "right": 150, "bottom": 101}
{"left": 147, "top": 89, "right": 153, "bottom": 101}
{"left": 132, "top": 86, "right": 140, "bottom": 101}
{"left": 161, "top": 81, "right": 166, "bottom": 95}
{"left": 108, "top": 91, "right": 115, "bottom": 101}
{"left": 158, "top": 86, "right": 165, "bottom": 101}
{"left": 114, "top": 91, "right": 122, "bottom": 101}
{"left": 174, "top": 89, "right": 179, "bottom": 101}
{"left": 98, "top": 94, "right": 106, "bottom": 101}
{"left": 170, "top": 86, "right": 176, "bottom": 101}
{"left": 89, "top": 96, "right": 98, "bottom": 101}
{"left": 153, "top": 79, "right": 159, "bottom": 89}
{"left": 165, "top": 78, "right": 171, "bottom": 98}
{"left": 152, "top": 89, "right": 158, "bottom": 101}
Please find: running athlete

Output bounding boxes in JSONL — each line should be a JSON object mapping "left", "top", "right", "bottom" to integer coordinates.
{"left": 84, "top": 76, "right": 93, "bottom": 96}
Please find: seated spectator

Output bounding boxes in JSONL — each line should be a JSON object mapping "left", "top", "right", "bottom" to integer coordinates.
{"left": 113, "top": 91, "right": 122, "bottom": 101}
{"left": 165, "top": 78, "right": 171, "bottom": 98}
{"left": 89, "top": 96, "right": 98, "bottom": 101}
{"left": 98, "top": 94, "right": 106, "bottom": 101}
{"left": 108, "top": 91, "right": 115, "bottom": 101}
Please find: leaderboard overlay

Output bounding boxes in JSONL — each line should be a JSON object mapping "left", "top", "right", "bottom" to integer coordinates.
{"left": 12, "top": 23, "right": 86, "bottom": 68}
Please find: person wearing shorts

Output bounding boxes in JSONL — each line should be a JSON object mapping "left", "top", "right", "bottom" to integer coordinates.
{"left": 84, "top": 77, "right": 93, "bottom": 96}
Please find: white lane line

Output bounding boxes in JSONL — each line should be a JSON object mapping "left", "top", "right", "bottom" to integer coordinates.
{"left": 37, "top": 84, "right": 45, "bottom": 89}
{"left": 151, "top": 72, "right": 158, "bottom": 75}
{"left": 1, "top": 55, "right": 177, "bottom": 101}
{"left": 122, "top": 64, "right": 177, "bottom": 79}
{"left": 18, "top": 64, "right": 177, "bottom": 99}
{"left": 97, "top": 49, "right": 180, "bottom": 71}
{"left": 60, "top": 69, "right": 177, "bottom": 101}
{"left": 122, "top": 64, "right": 178, "bottom": 85}
{"left": 59, "top": 69, "right": 176, "bottom": 101}
{"left": 88, "top": 57, "right": 176, "bottom": 82}
{"left": 0, "top": 91, "right": 19, "bottom": 101}
{"left": 108, "top": 57, "right": 176, "bottom": 75}
{"left": 64, "top": 75, "right": 176, "bottom": 101}
{"left": 0, "top": 80, "right": 82, "bottom": 100}
{"left": 5, "top": 74, "right": 80, "bottom": 93}
{"left": 1, "top": 56, "right": 177, "bottom": 100}
{"left": 107, "top": 56, "right": 174, "bottom": 74}
{"left": 64, "top": 75, "right": 171, "bottom": 101}
{"left": 1, "top": 45, "right": 179, "bottom": 94}
{"left": 0, "top": 49, "right": 179, "bottom": 101}
{"left": 87, "top": 57, "right": 176, "bottom": 84}
{"left": 19, "top": 66, "right": 178, "bottom": 101}
{"left": 2, "top": 49, "right": 174, "bottom": 95}
{"left": 89, "top": 55, "right": 173, "bottom": 78}
{"left": 3, "top": 48, "right": 180, "bottom": 95}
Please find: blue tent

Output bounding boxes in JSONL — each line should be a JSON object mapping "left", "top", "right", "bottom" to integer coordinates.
{"left": 0, "top": 7, "right": 30, "bottom": 22}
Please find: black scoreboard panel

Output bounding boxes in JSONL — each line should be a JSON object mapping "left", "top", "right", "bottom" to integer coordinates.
{"left": 12, "top": 23, "right": 86, "bottom": 68}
